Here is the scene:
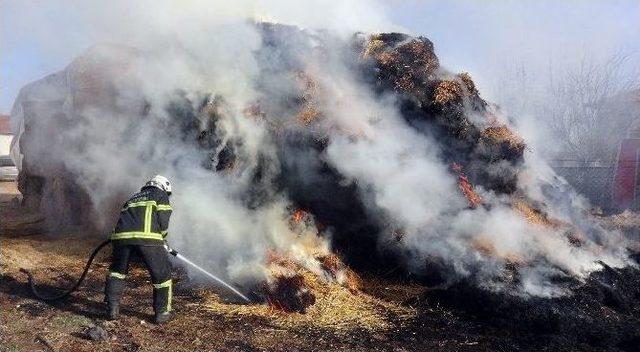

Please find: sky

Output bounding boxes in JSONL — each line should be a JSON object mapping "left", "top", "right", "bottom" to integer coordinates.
{"left": 1, "top": 0, "right": 639, "bottom": 113}
{"left": 383, "top": 0, "right": 640, "bottom": 101}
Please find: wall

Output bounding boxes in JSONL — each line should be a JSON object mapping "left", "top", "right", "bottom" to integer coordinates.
{"left": 0, "top": 134, "right": 12, "bottom": 156}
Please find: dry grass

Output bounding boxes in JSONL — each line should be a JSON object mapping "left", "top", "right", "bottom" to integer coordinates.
{"left": 1, "top": 233, "right": 107, "bottom": 274}
{"left": 199, "top": 271, "right": 416, "bottom": 333}
{"left": 196, "top": 237, "right": 416, "bottom": 332}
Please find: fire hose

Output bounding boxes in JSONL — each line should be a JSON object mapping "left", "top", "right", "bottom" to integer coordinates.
{"left": 20, "top": 239, "right": 251, "bottom": 303}
{"left": 20, "top": 239, "right": 112, "bottom": 301}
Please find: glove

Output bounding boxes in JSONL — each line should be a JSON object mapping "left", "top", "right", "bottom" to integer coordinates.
{"left": 163, "top": 241, "right": 178, "bottom": 257}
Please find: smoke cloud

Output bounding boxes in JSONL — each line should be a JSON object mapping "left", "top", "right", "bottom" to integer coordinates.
{"left": 7, "top": 0, "right": 637, "bottom": 297}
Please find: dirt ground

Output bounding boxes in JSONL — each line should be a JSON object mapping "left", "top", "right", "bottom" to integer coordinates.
{"left": 0, "top": 181, "right": 622, "bottom": 351}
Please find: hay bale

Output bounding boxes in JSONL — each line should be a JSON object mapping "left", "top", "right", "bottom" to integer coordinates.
{"left": 361, "top": 35, "right": 438, "bottom": 100}
{"left": 481, "top": 125, "right": 525, "bottom": 151}
{"left": 292, "top": 71, "right": 323, "bottom": 125}
{"left": 257, "top": 247, "right": 363, "bottom": 313}
{"left": 256, "top": 251, "right": 316, "bottom": 313}
{"left": 297, "top": 105, "right": 320, "bottom": 125}
{"left": 434, "top": 80, "right": 463, "bottom": 105}
{"left": 458, "top": 72, "right": 480, "bottom": 96}
{"left": 317, "top": 253, "right": 362, "bottom": 293}
{"left": 598, "top": 210, "right": 640, "bottom": 231}
{"left": 261, "top": 272, "right": 316, "bottom": 313}
{"left": 361, "top": 38, "right": 386, "bottom": 59}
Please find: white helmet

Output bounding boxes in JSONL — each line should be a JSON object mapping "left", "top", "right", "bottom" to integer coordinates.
{"left": 146, "top": 175, "right": 172, "bottom": 195}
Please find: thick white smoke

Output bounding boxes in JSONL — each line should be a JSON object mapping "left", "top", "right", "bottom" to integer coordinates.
{"left": 8, "top": 0, "right": 399, "bottom": 289}
{"left": 291, "top": 33, "right": 632, "bottom": 296}
{"left": 8, "top": 0, "right": 636, "bottom": 297}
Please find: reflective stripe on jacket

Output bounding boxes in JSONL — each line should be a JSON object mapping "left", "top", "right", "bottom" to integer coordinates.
{"left": 111, "top": 186, "right": 172, "bottom": 245}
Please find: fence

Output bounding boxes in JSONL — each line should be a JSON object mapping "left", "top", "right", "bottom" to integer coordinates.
{"left": 550, "top": 161, "right": 617, "bottom": 210}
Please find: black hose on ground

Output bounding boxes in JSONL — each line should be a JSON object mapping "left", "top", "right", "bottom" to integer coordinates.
{"left": 20, "top": 239, "right": 111, "bottom": 301}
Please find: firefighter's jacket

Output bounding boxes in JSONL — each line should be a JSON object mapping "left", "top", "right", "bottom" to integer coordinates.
{"left": 111, "top": 186, "right": 172, "bottom": 246}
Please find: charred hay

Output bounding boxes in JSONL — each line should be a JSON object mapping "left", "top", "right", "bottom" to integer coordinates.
{"left": 357, "top": 33, "right": 523, "bottom": 195}
{"left": 254, "top": 212, "right": 362, "bottom": 313}
{"left": 423, "top": 262, "right": 640, "bottom": 351}
{"left": 261, "top": 272, "right": 316, "bottom": 313}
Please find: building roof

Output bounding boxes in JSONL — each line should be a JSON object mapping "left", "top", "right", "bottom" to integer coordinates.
{"left": 0, "top": 115, "right": 11, "bottom": 135}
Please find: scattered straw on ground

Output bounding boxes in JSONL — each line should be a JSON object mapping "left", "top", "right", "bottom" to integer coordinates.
{"left": 198, "top": 271, "right": 416, "bottom": 333}
{"left": 1, "top": 234, "right": 107, "bottom": 274}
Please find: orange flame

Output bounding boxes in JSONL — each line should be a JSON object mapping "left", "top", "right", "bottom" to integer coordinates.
{"left": 451, "top": 163, "right": 483, "bottom": 207}
{"left": 292, "top": 208, "right": 307, "bottom": 223}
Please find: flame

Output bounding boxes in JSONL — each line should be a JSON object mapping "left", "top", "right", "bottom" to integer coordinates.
{"left": 292, "top": 208, "right": 307, "bottom": 224}
{"left": 451, "top": 163, "right": 483, "bottom": 207}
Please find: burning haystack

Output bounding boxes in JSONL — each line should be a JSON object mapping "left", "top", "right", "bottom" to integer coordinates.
{"left": 8, "top": 21, "right": 638, "bottom": 315}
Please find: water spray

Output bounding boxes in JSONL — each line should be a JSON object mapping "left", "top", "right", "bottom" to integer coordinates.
{"left": 164, "top": 244, "right": 252, "bottom": 303}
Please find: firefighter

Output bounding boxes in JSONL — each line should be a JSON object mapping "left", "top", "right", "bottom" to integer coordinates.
{"left": 104, "top": 175, "right": 174, "bottom": 324}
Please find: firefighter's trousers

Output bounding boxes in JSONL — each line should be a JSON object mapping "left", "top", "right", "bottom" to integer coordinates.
{"left": 104, "top": 244, "right": 172, "bottom": 314}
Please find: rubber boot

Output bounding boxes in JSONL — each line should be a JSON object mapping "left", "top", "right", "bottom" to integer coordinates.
{"left": 107, "top": 301, "right": 119, "bottom": 320}
{"left": 154, "top": 311, "right": 175, "bottom": 324}
{"left": 105, "top": 275, "right": 125, "bottom": 320}
{"left": 153, "top": 282, "right": 173, "bottom": 324}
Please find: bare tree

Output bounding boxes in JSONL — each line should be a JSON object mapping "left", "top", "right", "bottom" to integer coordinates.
{"left": 493, "top": 52, "right": 640, "bottom": 162}
{"left": 544, "top": 52, "right": 640, "bottom": 161}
